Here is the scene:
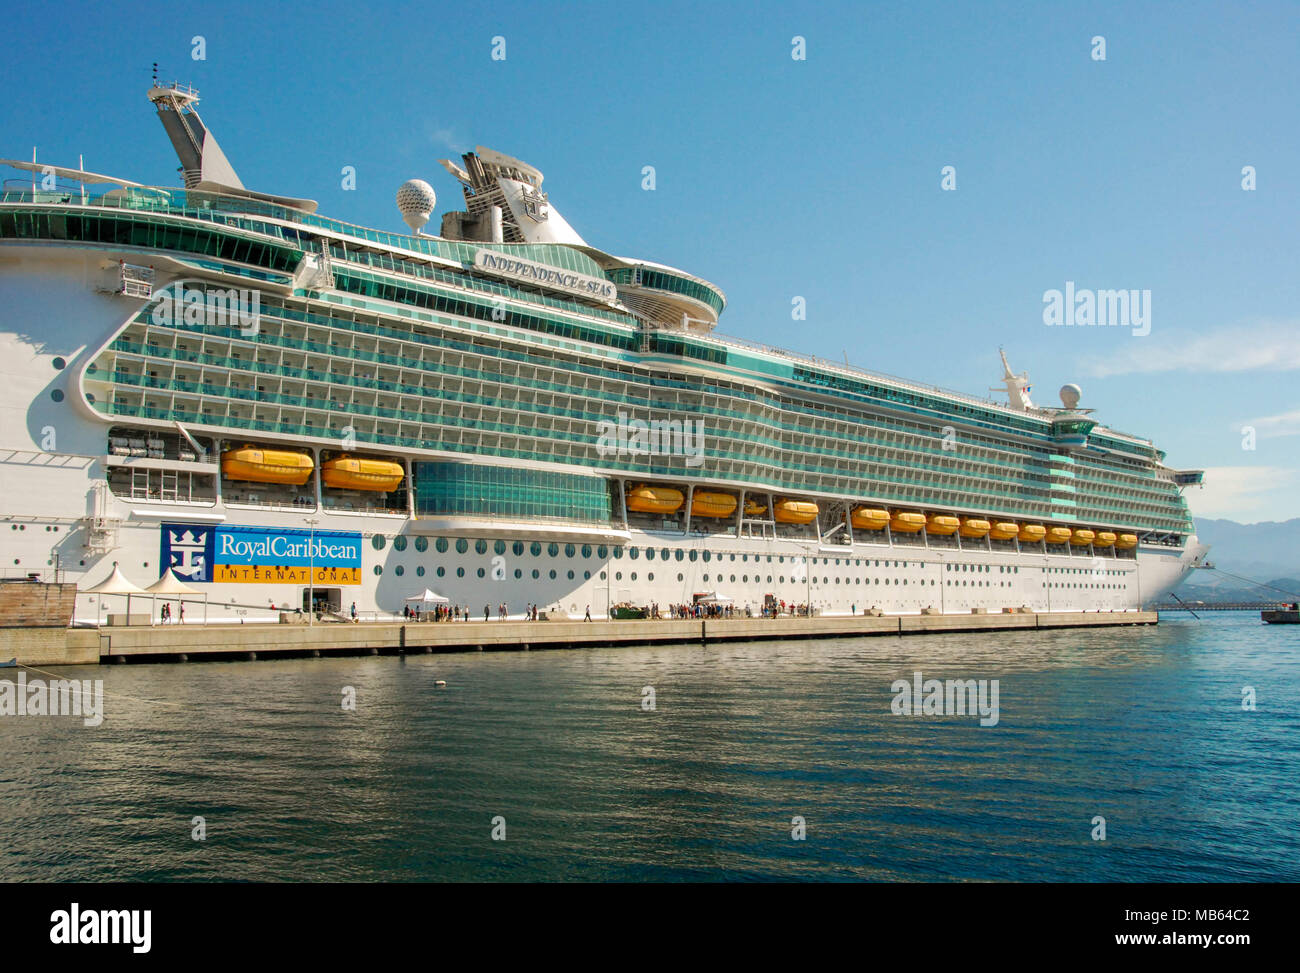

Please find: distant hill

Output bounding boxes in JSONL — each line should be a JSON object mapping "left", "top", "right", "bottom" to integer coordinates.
{"left": 1183, "top": 517, "right": 1300, "bottom": 601}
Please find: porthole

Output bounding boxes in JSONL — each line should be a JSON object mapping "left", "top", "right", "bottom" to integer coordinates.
{"left": 52, "top": 357, "right": 66, "bottom": 370}
{"left": 702, "top": 551, "right": 711, "bottom": 562}
{"left": 630, "top": 572, "right": 637, "bottom": 581}
{"left": 514, "top": 568, "right": 522, "bottom": 579}
{"left": 677, "top": 573, "right": 684, "bottom": 582}
{"left": 477, "top": 567, "right": 485, "bottom": 578}
{"left": 615, "top": 572, "right": 622, "bottom": 581}
{"left": 583, "top": 570, "right": 590, "bottom": 580}
{"left": 549, "top": 570, "right": 557, "bottom": 579}
{"left": 416, "top": 566, "right": 425, "bottom": 577}
{"left": 600, "top": 571, "right": 607, "bottom": 580}
{"left": 597, "top": 545, "right": 608, "bottom": 559}
{"left": 436, "top": 566, "right": 445, "bottom": 577}
{"left": 689, "top": 550, "right": 698, "bottom": 562}
{"left": 456, "top": 567, "right": 465, "bottom": 578}
{"left": 495, "top": 540, "right": 506, "bottom": 556}
{"left": 373, "top": 565, "right": 382, "bottom": 575}
{"left": 394, "top": 565, "right": 404, "bottom": 576}
{"left": 565, "top": 544, "right": 575, "bottom": 558}
{"left": 647, "top": 573, "right": 654, "bottom": 581}
{"left": 436, "top": 537, "right": 448, "bottom": 553}
{"left": 675, "top": 550, "right": 684, "bottom": 561}
{"left": 372, "top": 535, "right": 386, "bottom": 551}
{"left": 475, "top": 539, "right": 487, "bottom": 555}
{"left": 513, "top": 541, "right": 525, "bottom": 556}
{"left": 660, "top": 548, "right": 670, "bottom": 561}
{"left": 532, "top": 569, "right": 540, "bottom": 579}
{"left": 581, "top": 545, "right": 592, "bottom": 559}
{"left": 393, "top": 536, "right": 407, "bottom": 552}
{"left": 456, "top": 538, "right": 468, "bottom": 554}
{"left": 531, "top": 542, "right": 542, "bottom": 557}
{"left": 50, "top": 389, "right": 64, "bottom": 403}
{"left": 645, "top": 548, "right": 654, "bottom": 560}
{"left": 414, "top": 536, "right": 428, "bottom": 552}
{"left": 548, "top": 542, "right": 559, "bottom": 557}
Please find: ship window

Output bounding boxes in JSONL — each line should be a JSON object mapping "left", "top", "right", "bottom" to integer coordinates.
{"left": 513, "top": 541, "right": 525, "bottom": 556}
{"left": 645, "top": 548, "right": 654, "bottom": 560}
{"left": 416, "top": 566, "right": 425, "bottom": 577}
{"left": 475, "top": 539, "right": 487, "bottom": 555}
{"left": 689, "top": 551, "right": 697, "bottom": 562}
{"left": 52, "top": 357, "right": 66, "bottom": 370}
{"left": 495, "top": 540, "right": 506, "bottom": 556}
{"left": 436, "top": 537, "right": 448, "bottom": 553}
{"left": 583, "top": 571, "right": 590, "bottom": 580}
{"left": 50, "top": 389, "right": 64, "bottom": 403}
{"left": 456, "top": 539, "right": 469, "bottom": 554}
{"left": 533, "top": 569, "right": 540, "bottom": 579}
{"left": 531, "top": 542, "right": 542, "bottom": 557}
{"left": 477, "top": 567, "right": 485, "bottom": 578}
{"left": 702, "top": 551, "right": 711, "bottom": 562}
{"left": 677, "top": 573, "right": 684, "bottom": 582}
{"left": 372, "top": 535, "right": 386, "bottom": 551}
{"left": 581, "top": 545, "right": 592, "bottom": 559}
{"left": 615, "top": 572, "right": 622, "bottom": 581}
{"left": 597, "top": 546, "right": 608, "bottom": 559}
{"left": 374, "top": 565, "right": 382, "bottom": 575}
{"left": 565, "top": 544, "right": 576, "bottom": 558}
{"left": 394, "top": 565, "right": 404, "bottom": 576}
{"left": 600, "top": 571, "right": 607, "bottom": 580}
{"left": 393, "top": 536, "right": 407, "bottom": 552}
{"left": 456, "top": 567, "right": 465, "bottom": 577}
{"left": 515, "top": 568, "right": 522, "bottom": 579}
{"left": 436, "top": 566, "right": 445, "bottom": 577}
{"left": 548, "top": 543, "right": 560, "bottom": 558}
{"left": 415, "top": 537, "right": 428, "bottom": 553}
{"left": 629, "top": 547, "right": 639, "bottom": 559}
{"left": 675, "top": 550, "right": 684, "bottom": 561}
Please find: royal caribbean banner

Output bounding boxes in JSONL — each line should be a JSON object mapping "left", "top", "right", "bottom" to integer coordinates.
{"left": 160, "top": 523, "right": 363, "bottom": 585}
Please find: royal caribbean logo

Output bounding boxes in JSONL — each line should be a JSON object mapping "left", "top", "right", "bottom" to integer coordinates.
{"left": 161, "top": 523, "right": 363, "bottom": 585}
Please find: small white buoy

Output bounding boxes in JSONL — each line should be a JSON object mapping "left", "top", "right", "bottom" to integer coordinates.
{"left": 435, "top": 679, "right": 447, "bottom": 687}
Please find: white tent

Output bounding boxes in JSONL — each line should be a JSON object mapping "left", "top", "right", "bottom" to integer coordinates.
{"left": 696, "top": 591, "right": 733, "bottom": 605}
{"left": 82, "top": 564, "right": 145, "bottom": 626}
{"left": 405, "top": 588, "right": 450, "bottom": 604}
{"left": 144, "top": 567, "right": 208, "bottom": 626}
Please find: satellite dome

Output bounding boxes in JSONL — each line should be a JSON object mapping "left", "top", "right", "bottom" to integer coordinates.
{"left": 1059, "top": 383, "right": 1082, "bottom": 409}
{"left": 396, "top": 179, "right": 436, "bottom": 234}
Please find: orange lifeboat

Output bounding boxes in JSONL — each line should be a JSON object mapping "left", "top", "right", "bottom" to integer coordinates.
{"left": 691, "top": 491, "right": 738, "bottom": 519}
{"left": 774, "top": 499, "right": 819, "bottom": 524}
{"left": 321, "top": 455, "right": 405, "bottom": 492}
{"left": 850, "top": 507, "right": 890, "bottom": 531}
{"left": 221, "top": 446, "right": 314, "bottom": 485}
{"left": 1017, "top": 523, "right": 1046, "bottom": 543}
{"left": 626, "top": 485, "right": 684, "bottom": 514}
{"left": 1115, "top": 533, "right": 1139, "bottom": 549}
{"left": 1070, "top": 529, "right": 1096, "bottom": 546}
{"left": 1094, "top": 531, "right": 1117, "bottom": 547}
{"left": 890, "top": 511, "right": 925, "bottom": 533}
{"left": 989, "top": 521, "right": 1019, "bottom": 541}
{"left": 926, "top": 514, "right": 960, "bottom": 535}
{"left": 744, "top": 499, "right": 768, "bottom": 517}
{"left": 1046, "top": 527, "right": 1073, "bottom": 545}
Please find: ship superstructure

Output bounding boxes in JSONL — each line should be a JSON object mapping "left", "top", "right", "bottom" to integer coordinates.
{"left": 0, "top": 81, "right": 1207, "bottom": 622}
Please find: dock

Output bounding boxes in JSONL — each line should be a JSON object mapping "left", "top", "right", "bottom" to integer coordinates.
{"left": 1, "top": 611, "right": 1157, "bottom": 666}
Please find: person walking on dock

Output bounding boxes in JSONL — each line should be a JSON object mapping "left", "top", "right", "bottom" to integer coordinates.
{"left": 584, "top": 605, "right": 591, "bottom": 621}
{"left": 484, "top": 604, "right": 490, "bottom": 622}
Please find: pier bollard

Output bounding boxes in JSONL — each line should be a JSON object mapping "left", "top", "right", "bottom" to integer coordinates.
{"left": 247, "top": 652, "right": 257, "bottom": 661}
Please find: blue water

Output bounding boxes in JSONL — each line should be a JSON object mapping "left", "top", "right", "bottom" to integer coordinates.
{"left": 1, "top": 612, "right": 1296, "bottom": 881}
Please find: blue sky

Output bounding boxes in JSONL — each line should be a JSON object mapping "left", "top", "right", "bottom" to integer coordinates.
{"left": 2, "top": 0, "right": 1296, "bottom": 523}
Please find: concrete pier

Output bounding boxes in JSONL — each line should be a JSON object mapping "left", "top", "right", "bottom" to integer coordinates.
{"left": 0, "top": 611, "right": 1158, "bottom": 665}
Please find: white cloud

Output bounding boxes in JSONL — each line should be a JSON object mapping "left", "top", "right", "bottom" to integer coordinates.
{"left": 428, "top": 126, "right": 467, "bottom": 155}
{"left": 1083, "top": 322, "right": 1300, "bottom": 378}
{"left": 1241, "top": 408, "right": 1300, "bottom": 439}
{"left": 1189, "top": 466, "right": 1297, "bottom": 522}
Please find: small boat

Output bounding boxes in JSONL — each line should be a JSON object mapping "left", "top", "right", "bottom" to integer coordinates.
{"left": 989, "top": 521, "right": 1020, "bottom": 541}
{"left": 959, "top": 518, "right": 991, "bottom": 539}
{"left": 1070, "top": 528, "right": 1096, "bottom": 546}
{"left": 1095, "top": 531, "right": 1117, "bottom": 547}
{"left": 1262, "top": 605, "right": 1299, "bottom": 624}
{"left": 691, "top": 491, "right": 738, "bottom": 519}
{"left": 221, "top": 445, "right": 314, "bottom": 485}
{"left": 890, "top": 511, "right": 925, "bottom": 533}
{"left": 626, "top": 484, "right": 684, "bottom": 514}
{"left": 850, "top": 507, "right": 889, "bottom": 531}
{"left": 774, "top": 499, "right": 819, "bottom": 524}
{"left": 0, "top": 658, "right": 16, "bottom": 668}
{"left": 743, "top": 499, "right": 768, "bottom": 517}
{"left": 1046, "top": 527, "right": 1073, "bottom": 545}
{"left": 1017, "top": 523, "right": 1046, "bottom": 543}
{"left": 926, "top": 514, "right": 960, "bottom": 535}
{"left": 321, "top": 455, "right": 405, "bottom": 491}
{"left": 1115, "top": 533, "right": 1139, "bottom": 549}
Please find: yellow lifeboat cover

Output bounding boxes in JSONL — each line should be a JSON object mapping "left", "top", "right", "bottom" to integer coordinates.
{"left": 321, "top": 455, "right": 405, "bottom": 492}
{"left": 926, "top": 514, "right": 960, "bottom": 535}
{"left": 221, "top": 446, "right": 314, "bottom": 486}
{"left": 1017, "top": 524, "right": 1047, "bottom": 542}
{"left": 959, "top": 518, "right": 992, "bottom": 538}
{"left": 1095, "top": 531, "right": 1117, "bottom": 546}
{"left": 1047, "top": 527, "right": 1073, "bottom": 544}
{"left": 774, "top": 500, "right": 819, "bottom": 524}
{"left": 890, "top": 511, "right": 926, "bottom": 533}
{"left": 1070, "top": 529, "right": 1096, "bottom": 545}
{"left": 1115, "top": 533, "right": 1139, "bottom": 548}
{"left": 851, "top": 507, "right": 890, "bottom": 530}
{"left": 626, "top": 485, "right": 684, "bottom": 514}
{"left": 989, "top": 522, "right": 1019, "bottom": 540}
{"left": 691, "top": 492, "right": 738, "bottom": 518}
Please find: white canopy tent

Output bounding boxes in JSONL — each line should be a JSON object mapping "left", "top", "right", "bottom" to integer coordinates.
{"left": 696, "top": 591, "right": 733, "bottom": 605}
{"left": 144, "top": 567, "right": 208, "bottom": 625}
{"left": 405, "top": 588, "right": 450, "bottom": 604}
{"left": 82, "top": 564, "right": 146, "bottom": 626}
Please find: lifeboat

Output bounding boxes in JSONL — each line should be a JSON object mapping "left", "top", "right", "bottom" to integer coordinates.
{"left": 989, "top": 522, "right": 1020, "bottom": 541}
{"left": 626, "top": 484, "right": 684, "bottom": 514}
{"left": 1094, "top": 531, "right": 1117, "bottom": 547}
{"left": 221, "top": 446, "right": 314, "bottom": 485}
{"left": 890, "top": 511, "right": 926, "bottom": 533}
{"left": 1046, "top": 527, "right": 1073, "bottom": 545}
{"left": 743, "top": 499, "right": 768, "bottom": 517}
{"left": 850, "top": 507, "right": 890, "bottom": 531}
{"left": 926, "top": 514, "right": 960, "bottom": 535}
{"left": 1018, "top": 523, "right": 1046, "bottom": 543}
{"left": 959, "top": 518, "right": 991, "bottom": 539}
{"left": 1070, "top": 529, "right": 1096, "bottom": 546}
{"left": 1115, "top": 533, "right": 1139, "bottom": 549}
{"left": 321, "top": 455, "right": 405, "bottom": 492}
{"left": 774, "top": 499, "right": 819, "bottom": 524}
{"left": 691, "top": 491, "right": 738, "bottom": 519}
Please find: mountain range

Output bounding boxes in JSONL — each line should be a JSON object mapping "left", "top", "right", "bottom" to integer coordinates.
{"left": 1179, "top": 517, "right": 1300, "bottom": 602}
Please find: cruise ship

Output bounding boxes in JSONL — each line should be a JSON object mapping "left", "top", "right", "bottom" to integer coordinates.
{"left": 0, "top": 81, "right": 1208, "bottom": 623}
